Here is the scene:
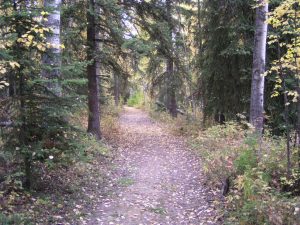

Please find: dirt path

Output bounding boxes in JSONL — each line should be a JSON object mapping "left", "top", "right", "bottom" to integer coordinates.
{"left": 87, "top": 107, "right": 220, "bottom": 225}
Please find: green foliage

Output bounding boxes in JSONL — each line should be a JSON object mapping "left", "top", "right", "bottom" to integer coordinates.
{"left": 228, "top": 166, "right": 299, "bottom": 224}
{"left": 149, "top": 107, "right": 201, "bottom": 136}
{"left": 148, "top": 206, "right": 167, "bottom": 215}
{"left": 264, "top": 0, "right": 300, "bottom": 134}
{"left": 234, "top": 140, "right": 257, "bottom": 175}
{"left": 127, "top": 91, "right": 144, "bottom": 108}
{"left": 190, "top": 121, "right": 300, "bottom": 224}
{"left": 0, "top": 213, "right": 30, "bottom": 225}
{"left": 200, "top": 0, "right": 254, "bottom": 117}
{"left": 205, "top": 122, "right": 244, "bottom": 139}
{"left": 0, "top": 0, "right": 104, "bottom": 191}
{"left": 118, "top": 177, "right": 135, "bottom": 187}
{"left": 267, "top": 0, "right": 299, "bottom": 101}
{"left": 191, "top": 122, "right": 245, "bottom": 186}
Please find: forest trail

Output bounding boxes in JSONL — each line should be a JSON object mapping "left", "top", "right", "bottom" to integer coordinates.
{"left": 88, "top": 107, "right": 219, "bottom": 225}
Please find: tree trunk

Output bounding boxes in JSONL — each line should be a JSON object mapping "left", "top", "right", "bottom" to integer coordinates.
{"left": 8, "top": 72, "right": 16, "bottom": 97}
{"left": 293, "top": 9, "right": 300, "bottom": 168}
{"left": 197, "top": 0, "right": 206, "bottom": 126}
{"left": 13, "top": 0, "right": 32, "bottom": 189}
{"left": 278, "top": 43, "right": 291, "bottom": 177}
{"left": 166, "top": 0, "right": 177, "bottom": 118}
{"left": 42, "top": 0, "right": 62, "bottom": 96}
{"left": 166, "top": 58, "right": 177, "bottom": 117}
{"left": 249, "top": 1, "right": 268, "bottom": 134}
{"left": 284, "top": 80, "right": 291, "bottom": 177}
{"left": 197, "top": 0, "right": 203, "bottom": 57}
{"left": 113, "top": 72, "right": 120, "bottom": 106}
{"left": 87, "top": 0, "right": 101, "bottom": 140}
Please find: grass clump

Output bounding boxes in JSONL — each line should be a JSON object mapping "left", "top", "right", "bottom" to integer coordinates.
{"left": 148, "top": 206, "right": 167, "bottom": 215}
{"left": 0, "top": 213, "right": 31, "bottom": 225}
{"left": 118, "top": 177, "right": 135, "bottom": 187}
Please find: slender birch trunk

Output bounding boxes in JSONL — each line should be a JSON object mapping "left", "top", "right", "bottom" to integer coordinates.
{"left": 87, "top": 0, "right": 101, "bottom": 139}
{"left": 249, "top": 0, "right": 268, "bottom": 134}
{"left": 42, "top": 0, "right": 62, "bottom": 96}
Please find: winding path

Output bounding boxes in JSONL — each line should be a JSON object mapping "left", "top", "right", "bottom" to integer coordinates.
{"left": 88, "top": 107, "right": 219, "bottom": 225}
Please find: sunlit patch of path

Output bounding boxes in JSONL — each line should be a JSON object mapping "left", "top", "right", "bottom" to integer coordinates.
{"left": 87, "top": 107, "right": 220, "bottom": 225}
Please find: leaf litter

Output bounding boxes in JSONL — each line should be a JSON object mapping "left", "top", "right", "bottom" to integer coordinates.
{"left": 86, "top": 107, "right": 222, "bottom": 224}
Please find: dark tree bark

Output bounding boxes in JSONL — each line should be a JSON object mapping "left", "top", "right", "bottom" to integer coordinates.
{"left": 278, "top": 43, "right": 291, "bottom": 176}
{"left": 249, "top": 0, "right": 268, "bottom": 134}
{"left": 197, "top": 0, "right": 203, "bottom": 57}
{"left": 113, "top": 72, "right": 120, "bottom": 106}
{"left": 293, "top": 8, "right": 300, "bottom": 168}
{"left": 12, "top": 0, "right": 32, "bottom": 189}
{"left": 166, "top": 0, "right": 177, "bottom": 118}
{"left": 87, "top": 0, "right": 101, "bottom": 139}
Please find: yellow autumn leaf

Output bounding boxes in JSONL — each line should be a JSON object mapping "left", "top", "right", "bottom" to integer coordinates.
{"left": 9, "top": 61, "right": 20, "bottom": 69}
{"left": 28, "top": 35, "right": 34, "bottom": 41}
{"left": 271, "top": 91, "right": 280, "bottom": 98}
{"left": 25, "top": 41, "right": 31, "bottom": 47}
{"left": 6, "top": 42, "right": 13, "bottom": 47}
{"left": 37, "top": 44, "right": 46, "bottom": 52}
{"left": 17, "top": 38, "right": 24, "bottom": 43}
{"left": 0, "top": 68, "right": 7, "bottom": 74}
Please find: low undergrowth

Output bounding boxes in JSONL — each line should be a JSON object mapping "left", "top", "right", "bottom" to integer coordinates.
{"left": 127, "top": 91, "right": 144, "bottom": 108}
{"left": 150, "top": 110, "right": 300, "bottom": 224}
{"left": 0, "top": 104, "right": 120, "bottom": 224}
{"left": 149, "top": 110, "right": 201, "bottom": 137}
{"left": 101, "top": 103, "right": 121, "bottom": 141}
{"left": 193, "top": 124, "right": 300, "bottom": 224}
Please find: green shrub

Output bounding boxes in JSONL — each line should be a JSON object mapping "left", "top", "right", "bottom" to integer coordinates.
{"left": 188, "top": 121, "right": 300, "bottom": 224}
{"left": 234, "top": 148, "right": 257, "bottom": 175}
{"left": 149, "top": 109, "right": 201, "bottom": 136}
{"left": 151, "top": 114, "right": 300, "bottom": 224}
{"left": 0, "top": 213, "right": 30, "bottom": 225}
{"left": 205, "top": 121, "right": 244, "bottom": 139}
{"left": 190, "top": 121, "right": 246, "bottom": 186}
{"left": 127, "top": 91, "right": 144, "bottom": 107}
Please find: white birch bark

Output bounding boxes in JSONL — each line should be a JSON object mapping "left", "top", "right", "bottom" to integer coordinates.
{"left": 41, "top": 0, "right": 62, "bottom": 96}
{"left": 250, "top": 0, "right": 268, "bottom": 134}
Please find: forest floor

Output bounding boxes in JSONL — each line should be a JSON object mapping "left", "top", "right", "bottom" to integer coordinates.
{"left": 86, "top": 106, "right": 221, "bottom": 224}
